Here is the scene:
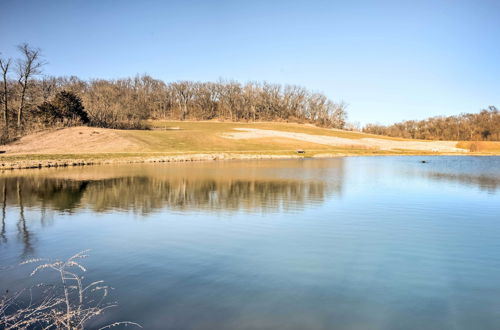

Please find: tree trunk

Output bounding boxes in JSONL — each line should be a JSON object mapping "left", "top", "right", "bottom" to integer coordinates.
{"left": 17, "top": 80, "right": 27, "bottom": 130}
{"left": 2, "top": 73, "right": 8, "bottom": 133}
{"left": 181, "top": 103, "right": 187, "bottom": 120}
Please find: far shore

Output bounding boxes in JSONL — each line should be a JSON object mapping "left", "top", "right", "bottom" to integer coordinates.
{"left": 1, "top": 121, "right": 499, "bottom": 171}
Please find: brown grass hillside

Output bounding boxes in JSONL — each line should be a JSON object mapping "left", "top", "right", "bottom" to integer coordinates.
{"left": 1, "top": 121, "right": 468, "bottom": 155}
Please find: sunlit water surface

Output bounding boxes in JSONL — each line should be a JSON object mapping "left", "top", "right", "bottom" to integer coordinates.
{"left": 1, "top": 156, "right": 500, "bottom": 329}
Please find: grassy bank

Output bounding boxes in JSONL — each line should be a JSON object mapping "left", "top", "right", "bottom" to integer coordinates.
{"left": 0, "top": 121, "right": 498, "bottom": 171}
{"left": 0, "top": 150, "right": 430, "bottom": 171}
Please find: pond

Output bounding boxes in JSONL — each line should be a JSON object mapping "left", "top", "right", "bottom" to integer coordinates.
{"left": 1, "top": 156, "right": 500, "bottom": 329}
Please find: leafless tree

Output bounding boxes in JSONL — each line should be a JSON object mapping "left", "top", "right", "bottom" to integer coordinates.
{"left": 16, "top": 43, "right": 44, "bottom": 129}
{"left": 363, "top": 106, "right": 500, "bottom": 141}
{"left": 0, "top": 45, "right": 352, "bottom": 134}
{"left": 0, "top": 54, "right": 11, "bottom": 134}
{"left": 170, "top": 81, "right": 195, "bottom": 120}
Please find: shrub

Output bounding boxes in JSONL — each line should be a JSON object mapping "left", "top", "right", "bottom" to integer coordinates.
{"left": 35, "top": 91, "right": 89, "bottom": 126}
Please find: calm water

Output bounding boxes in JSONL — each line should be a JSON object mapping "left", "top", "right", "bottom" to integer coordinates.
{"left": 1, "top": 156, "right": 500, "bottom": 329}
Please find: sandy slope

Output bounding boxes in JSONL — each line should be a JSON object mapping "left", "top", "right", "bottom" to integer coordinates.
{"left": 2, "top": 127, "right": 140, "bottom": 154}
{"left": 222, "top": 128, "right": 465, "bottom": 152}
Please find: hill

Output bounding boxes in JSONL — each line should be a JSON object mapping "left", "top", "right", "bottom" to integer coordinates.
{"left": 0, "top": 121, "right": 498, "bottom": 170}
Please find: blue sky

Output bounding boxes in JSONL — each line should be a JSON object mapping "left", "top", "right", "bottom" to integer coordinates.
{"left": 1, "top": 0, "right": 499, "bottom": 125}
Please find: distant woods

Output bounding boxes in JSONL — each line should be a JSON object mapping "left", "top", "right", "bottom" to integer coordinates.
{"left": 78, "top": 78, "right": 347, "bottom": 129}
{"left": 0, "top": 44, "right": 347, "bottom": 143}
{"left": 363, "top": 106, "right": 500, "bottom": 141}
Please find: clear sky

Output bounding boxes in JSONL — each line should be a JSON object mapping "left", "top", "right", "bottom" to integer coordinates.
{"left": 1, "top": 0, "right": 499, "bottom": 125}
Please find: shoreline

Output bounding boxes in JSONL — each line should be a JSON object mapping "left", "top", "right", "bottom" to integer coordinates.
{"left": 3, "top": 123, "right": 499, "bottom": 172}
{"left": 0, "top": 151, "right": 497, "bottom": 172}
{"left": 0, "top": 153, "right": 301, "bottom": 171}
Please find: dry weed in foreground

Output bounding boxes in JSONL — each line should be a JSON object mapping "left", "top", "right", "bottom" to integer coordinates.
{"left": 0, "top": 250, "right": 141, "bottom": 329}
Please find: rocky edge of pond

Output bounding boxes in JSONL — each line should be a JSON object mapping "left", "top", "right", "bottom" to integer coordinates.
{"left": 0, "top": 153, "right": 307, "bottom": 171}
{"left": 0, "top": 151, "right": 486, "bottom": 171}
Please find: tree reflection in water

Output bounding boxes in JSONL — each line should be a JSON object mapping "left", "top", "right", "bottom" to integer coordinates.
{"left": 1, "top": 184, "right": 6, "bottom": 244}
{"left": 0, "top": 157, "right": 499, "bottom": 258}
{"left": 0, "top": 159, "right": 346, "bottom": 255}
{"left": 16, "top": 180, "right": 33, "bottom": 257}
{"left": 0, "top": 159, "right": 346, "bottom": 214}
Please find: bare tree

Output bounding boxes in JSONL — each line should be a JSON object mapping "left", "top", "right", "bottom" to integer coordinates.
{"left": 0, "top": 54, "right": 10, "bottom": 134}
{"left": 171, "top": 81, "right": 194, "bottom": 120}
{"left": 363, "top": 106, "right": 500, "bottom": 141}
{"left": 0, "top": 45, "right": 353, "bottom": 133}
{"left": 16, "top": 43, "right": 44, "bottom": 130}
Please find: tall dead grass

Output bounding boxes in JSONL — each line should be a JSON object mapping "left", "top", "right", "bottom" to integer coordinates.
{"left": 0, "top": 251, "right": 141, "bottom": 329}
{"left": 456, "top": 141, "right": 500, "bottom": 153}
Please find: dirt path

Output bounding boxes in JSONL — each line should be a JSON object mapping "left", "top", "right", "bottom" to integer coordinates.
{"left": 222, "top": 128, "right": 466, "bottom": 152}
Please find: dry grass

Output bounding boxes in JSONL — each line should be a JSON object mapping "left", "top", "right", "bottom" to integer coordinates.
{"left": 456, "top": 141, "right": 500, "bottom": 153}
{"left": 1, "top": 121, "right": 470, "bottom": 155}
{"left": 0, "top": 121, "right": 496, "bottom": 170}
{"left": 1, "top": 251, "right": 140, "bottom": 329}
{"left": 2, "top": 127, "right": 139, "bottom": 154}
{"left": 222, "top": 128, "right": 464, "bottom": 152}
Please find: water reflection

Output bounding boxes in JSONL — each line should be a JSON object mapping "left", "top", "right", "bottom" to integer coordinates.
{"left": 0, "top": 184, "right": 6, "bottom": 244}
{"left": 424, "top": 172, "right": 500, "bottom": 193}
{"left": 1, "top": 156, "right": 498, "bottom": 259}
{"left": 398, "top": 156, "right": 500, "bottom": 193}
{"left": 1, "top": 157, "right": 500, "bottom": 329}
{"left": 84, "top": 177, "right": 333, "bottom": 213}
{"left": 0, "top": 159, "right": 345, "bottom": 214}
{"left": 0, "top": 160, "right": 344, "bottom": 256}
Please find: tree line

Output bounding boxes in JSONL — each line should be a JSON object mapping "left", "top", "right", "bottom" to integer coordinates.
{"left": 0, "top": 44, "right": 347, "bottom": 143}
{"left": 363, "top": 106, "right": 500, "bottom": 141}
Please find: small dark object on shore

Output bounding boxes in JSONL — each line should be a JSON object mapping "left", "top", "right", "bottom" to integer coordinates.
{"left": 0, "top": 151, "right": 5, "bottom": 154}
{"left": 420, "top": 160, "right": 427, "bottom": 163}
{"left": 297, "top": 149, "right": 305, "bottom": 154}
